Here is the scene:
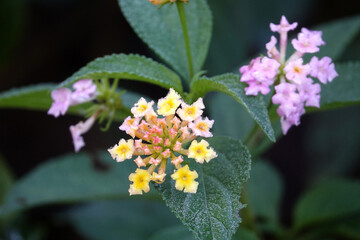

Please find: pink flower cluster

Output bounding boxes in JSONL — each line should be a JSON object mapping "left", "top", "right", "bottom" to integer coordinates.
{"left": 48, "top": 79, "right": 97, "bottom": 151}
{"left": 240, "top": 16, "right": 338, "bottom": 134}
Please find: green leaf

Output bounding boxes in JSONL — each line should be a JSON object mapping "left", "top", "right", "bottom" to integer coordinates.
{"left": 119, "top": 0, "right": 212, "bottom": 81}
{"left": 58, "top": 54, "right": 183, "bottom": 93}
{"left": 150, "top": 225, "right": 194, "bottom": 240}
{"left": 339, "top": 33, "right": 360, "bottom": 62}
{"left": 0, "top": 155, "right": 14, "bottom": 205}
{"left": 314, "top": 15, "right": 360, "bottom": 61}
{"left": 156, "top": 136, "right": 251, "bottom": 240}
{"left": 246, "top": 161, "right": 283, "bottom": 223}
{"left": 207, "top": 92, "right": 255, "bottom": 141}
{"left": 0, "top": 152, "right": 159, "bottom": 218}
{"left": 64, "top": 200, "right": 179, "bottom": 240}
{"left": 0, "top": 83, "right": 143, "bottom": 121}
{"left": 335, "top": 216, "right": 360, "bottom": 239}
{"left": 233, "top": 228, "right": 260, "bottom": 240}
{"left": 0, "top": 155, "right": 15, "bottom": 233}
{"left": 294, "top": 179, "right": 360, "bottom": 230}
{"left": 191, "top": 73, "right": 275, "bottom": 142}
{"left": 0, "top": 84, "right": 56, "bottom": 111}
{"left": 289, "top": 215, "right": 360, "bottom": 240}
{"left": 149, "top": 225, "right": 260, "bottom": 240}
{"left": 320, "top": 62, "right": 360, "bottom": 109}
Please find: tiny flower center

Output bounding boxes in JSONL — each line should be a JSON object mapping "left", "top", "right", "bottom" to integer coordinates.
{"left": 165, "top": 100, "right": 174, "bottom": 109}
{"left": 294, "top": 66, "right": 302, "bottom": 74}
{"left": 117, "top": 145, "right": 129, "bottom": 154}
{"left": 302, "top": 41, "right": 310, "bottom": 47}
{"left": 139, "top": 104, "right": 147, "bottom": 112}
{"left": 186, "top": 107, "right": 195, "bottom": 116}
{"left": 197, "top": 123, "right": 207, "bottom": 131}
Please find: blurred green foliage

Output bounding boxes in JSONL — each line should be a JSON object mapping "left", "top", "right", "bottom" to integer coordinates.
{"left": 0, "top": 0, "right": 24, "bottom": 71}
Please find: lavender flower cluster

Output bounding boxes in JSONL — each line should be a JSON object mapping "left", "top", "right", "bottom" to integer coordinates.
{"left": 240, "top": 16, "right": 338, "bottom": 134}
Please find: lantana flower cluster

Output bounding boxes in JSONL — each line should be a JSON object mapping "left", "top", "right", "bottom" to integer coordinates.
{"left": 108, "top": 88, "right": 217, "bottom": 195}
{"left": 240, "top": 16, "right": 338, "bottom": 134}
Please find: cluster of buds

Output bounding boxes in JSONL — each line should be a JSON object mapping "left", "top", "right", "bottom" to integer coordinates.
{"left": 148, "top": 0, "right": 188, "bottom": 6}
{"left": 240, "top": 16, "right": 338, "bottom": 134}
{"left": 108, "top": 88, "right": 217, "bottom": 195}
{"left": 48, "top": 79, "right": 98, "bottom": 152}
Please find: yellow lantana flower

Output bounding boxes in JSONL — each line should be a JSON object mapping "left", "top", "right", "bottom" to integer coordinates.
{"left": 171, "top": 165, "right": 198, "bottom": 193}
{"left": 131, "top": 97, "right": 154, "bottom": 118}
{"left": 157, "top": 88, "right": 182, "bottom": 116}
{"left": 108, "top": 139, "right": 135, "bottom": 162}
{"left": 188, "top": 139, "right": 217, "bottom": 164}
{"left": 129, "top": 169, "right": 151, "bottom": 195}
{"left": 177, "top": 98, "right": 204, "bottom": 121}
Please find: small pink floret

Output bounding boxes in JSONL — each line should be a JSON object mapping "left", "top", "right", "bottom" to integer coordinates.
{"left": 284, "top": 58, "right": 310, "bottom": 84}
{"left": 48, "top": 88, "right": 72, "bottom": 118}
{"left": 161, "top": 149, "right": 171, "bottom": 158}
{"left": 158, "top": 118, "right": 167, "bottom": 128}
{"left": 119, "top": 117, "right": 140, "bottom": 138}
{"left": 171, "top": 155, "right": 184, "bottom": 166}
{"left": 70, "top": 125, "right": 85, "bottom": 152}
{"left": 240, "top": 56, "right": 279, "bottom": 96}
{"left": 270, "top": 15, "right": 298, "bottom": 33}
{"left": 134, "top": 156, "right": 146, "bottom": 168}
{"left": 298, "top": 79, "right": 321, "bottom": 108}
{"left": 252, "top": 57, "right": 280, "bottom": 81}
{"left": 153, "top": 146, "right": 162, "bottom": 152}
{"left": 143, "top": 145, "right": 151, "bottom": 155}
{"left": 151, "top": 126, "right": 163, "bottom": 134}
{"left": 169, "top": 128, "right": 178, "bottom": 138}
{"left": 189, "top": 117, "right": 214, "bottom": 137}
{"left": 153, "top": 136, "right": 162, "bottom": 144}
{"left": 69, "top": 116, "right": 96, "bottom": 152}
{"left": 272, "top": 82, "right": 301, "bottom": 106}
{"left": 266, "top": 36, "right": 280, "bottom": 59}
{"left": 272, "top": 83, "right": 306, "bottom": 134}
{"left": 240, "top": 57, "right": 261, "bottom": 82}
{"left": 164, "top": 138, "right": 171, "bottom": 147}
{"left": 244, "top": 80, "right": 272, "bottom": 96}
{"left": 149, "top": 157, "right": 161, "bottom": 166}
{"left": 291, "top": 28, "right": 325, "bottom": 53}
{"left": 171, "top": 117, "right": 181, "bottom": 129}
{"left": 309, "top": 56, "right": 338, "bottom": 84}
{"left": 71, "top": 79, "right": 97, "bottom": 104}
{"left": 173, "top": 141, "right": 182, "bottom": 151}
{"left": 135, "top": 139, "right": 143, "bottom": 148}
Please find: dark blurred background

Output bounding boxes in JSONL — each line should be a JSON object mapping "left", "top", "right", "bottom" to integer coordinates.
{"left": 1, "top": 0, "right": 360, "bottom": 239}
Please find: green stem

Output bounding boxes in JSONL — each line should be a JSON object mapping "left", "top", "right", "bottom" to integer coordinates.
{"left": 243, "top": 124, "right": 259, "bottom": 147}
{"left": 176, "top": 2, "right": 194, "bottom": 80}
{"left": 244, "top": 100, "right": 279, "bottom": 152}
{"left": 111, "top": 78, "right": 120, "bottom": 93}
{"left": 241, "top": 186, "right": 263, "bottom": 238}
